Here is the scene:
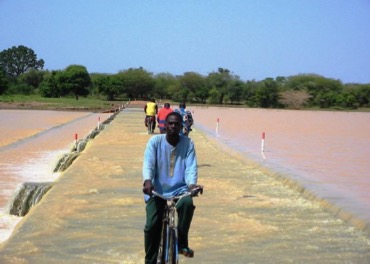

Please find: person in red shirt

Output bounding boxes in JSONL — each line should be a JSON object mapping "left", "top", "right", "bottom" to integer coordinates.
{"left": 157, "top": 103, "right": 173, "bottom": 134}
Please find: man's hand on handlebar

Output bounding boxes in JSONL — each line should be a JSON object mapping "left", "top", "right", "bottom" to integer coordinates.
{"left": 189, "top": 184, "right": 204, "bottom": 196}
{"left": 143, "top": 180, "right": 154, "bottom": 195}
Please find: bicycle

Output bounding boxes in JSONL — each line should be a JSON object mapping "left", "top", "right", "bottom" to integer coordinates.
{"left": 146, "top": 116, "right": 155, "bottom": 134}
{"left": 152, "top": 186, "right": 203, "bottom": 264}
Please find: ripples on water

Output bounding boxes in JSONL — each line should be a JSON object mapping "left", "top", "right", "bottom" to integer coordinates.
{"left": 0, "top": 110, "right": 112, "bottom": 243}
{"left": 191, "top": 106, "right": 370, "bottom": 231}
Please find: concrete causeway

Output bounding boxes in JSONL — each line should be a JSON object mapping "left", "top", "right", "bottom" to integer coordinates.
{"left": 0, "top": 107, "right": 369, "bottom": 263}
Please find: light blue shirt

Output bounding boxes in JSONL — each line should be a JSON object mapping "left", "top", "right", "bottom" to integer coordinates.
{"left": 143, "top": 134, "right": 198, "bottom": 201}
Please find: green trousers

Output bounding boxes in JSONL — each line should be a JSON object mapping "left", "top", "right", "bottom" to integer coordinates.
{"left": 144, "top": 196, "right": 195, "bottom": 264}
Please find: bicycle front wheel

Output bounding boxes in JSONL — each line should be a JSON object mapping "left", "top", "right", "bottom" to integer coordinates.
{"left": 168, "top": 227, "right": 178, "bottom": 264}
{"left": 157, "top": 221, "right": 168, "bottom": 264}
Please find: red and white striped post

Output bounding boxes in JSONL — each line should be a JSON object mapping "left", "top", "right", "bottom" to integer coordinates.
{"left": 216, "top": 118, "right": 220, "bottom": 136}
{"left": 261, "top": 132, "right": 265, "bottom": 152}
{"left": 74, "top": 133, "right": 78, "bottom": 149}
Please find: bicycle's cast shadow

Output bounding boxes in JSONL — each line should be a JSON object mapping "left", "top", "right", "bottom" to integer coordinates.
{"left": 197, "top": 164, "right": 211, "bottom": 168}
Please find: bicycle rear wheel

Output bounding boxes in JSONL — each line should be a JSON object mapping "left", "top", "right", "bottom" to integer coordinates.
{"left": 147, "top": 117, "right": 152, "bottom": 134}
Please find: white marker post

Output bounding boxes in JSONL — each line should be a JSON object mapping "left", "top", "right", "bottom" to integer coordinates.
{"left": 216, "top": 118, "right": 220, "bottom": 136}
{"left": 98, "top": 117, "right": 101, "bottom": 130}
{"left": 261, "top": 132, "right": 265, "bottom": 152}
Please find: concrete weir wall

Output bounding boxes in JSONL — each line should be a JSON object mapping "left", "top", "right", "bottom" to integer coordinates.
{"left": 0, "top": 107, "right": 369, "bottom": 263}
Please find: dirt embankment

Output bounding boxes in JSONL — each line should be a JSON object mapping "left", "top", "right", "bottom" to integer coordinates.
{"left": 0, "top": 101, "right": 146, "bottom": 113}
{"left": 0, "top": 102, "right": 109, "bottom": 112}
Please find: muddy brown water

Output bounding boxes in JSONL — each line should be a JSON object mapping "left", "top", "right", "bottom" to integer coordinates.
{"left": 0, "top": 106, "right": 369, "bottom": 263}
{"left": 190, "top": 106, "right": 370, "bottom": 232}
{"left": 0, "top": 109, "right": 112, "bottom": 243}
{"left": 0, "top": 108, "right": 370, "bottom": 263}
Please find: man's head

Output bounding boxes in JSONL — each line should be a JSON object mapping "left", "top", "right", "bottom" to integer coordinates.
{"left": 179, "top": 102, "right": 186, "bottom": 109}
{"left": 165, "top": 111, "right": 183, "bottom": 136}
{"left": 164, "top": 103, "right": 170, "bottom": 108}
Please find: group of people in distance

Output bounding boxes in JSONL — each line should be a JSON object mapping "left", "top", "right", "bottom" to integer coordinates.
{"left": 144, "top": 99, "right": 193, "bottom": 136}
{"left": 142, "top": 99, "right": 201, "bottom": 264}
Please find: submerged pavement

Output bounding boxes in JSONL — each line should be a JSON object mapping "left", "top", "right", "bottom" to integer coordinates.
{"left": 0, "top": 107, "right": 369, "bottom": 264}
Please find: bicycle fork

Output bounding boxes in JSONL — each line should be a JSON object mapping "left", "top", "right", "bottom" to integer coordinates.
{"left": 158, "top": 203, "right": 179, "bottom": 264}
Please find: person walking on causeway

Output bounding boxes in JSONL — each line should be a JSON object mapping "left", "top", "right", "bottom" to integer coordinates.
{"left": 157, "top": 103, "right": 173, "bottom": 134}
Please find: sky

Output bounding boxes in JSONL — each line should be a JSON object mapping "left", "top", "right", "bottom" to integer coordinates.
{"left": 1, "top": 0, "right": 370, "bottom": 84}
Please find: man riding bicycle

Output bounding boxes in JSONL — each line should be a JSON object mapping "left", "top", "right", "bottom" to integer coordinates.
{"left": 157, "top": 102, "right": 173, "bottom": 134}
{"left": 142, "top": 111, "right": 202, "bottom": 264}
{"left": 144, "top": 99, "right": 158, "bottom": 133}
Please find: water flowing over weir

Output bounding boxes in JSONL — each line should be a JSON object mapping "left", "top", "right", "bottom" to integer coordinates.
{"left": 7, "top": 182, "right": 52, "bottom": 216}
{"left": 53, "top": 119, "right": 112, "bottom": 172}
{"left": 0, "top": 108, "right": 122, "bottom": 243}
{"left": 7, "top": 111, "right": 120, "bottom": 216}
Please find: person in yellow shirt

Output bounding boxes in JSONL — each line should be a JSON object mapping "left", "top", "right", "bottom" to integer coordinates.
{"left": 144, "top": 99, "right": 158, "bottom": 133}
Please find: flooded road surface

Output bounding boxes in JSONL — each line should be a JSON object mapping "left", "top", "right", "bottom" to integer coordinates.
{"left": 0, "top": 109, "right": 112, "bottom": 243}
{"left": 0, "top": 108, "right": 368, "bottom": 264}
{"left": 190, "top": 106, "right": 370, "bottom": 231}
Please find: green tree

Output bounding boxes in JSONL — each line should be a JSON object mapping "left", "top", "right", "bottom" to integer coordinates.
{"left": 243, "top": 80, "right": 259, "bottom": 106}
{"left": 92, "top": 74, "right": 122, "bottom": 100}
{"left": 253, "top": 78, "right": 279, "bottom": 108}
{"left": 355, "top": 84, "right": 370, "bottom": 107}
{"left": 39, "top": 70, "right": 62, "bottom": 98}
{"left": 179, "top": 72, "right": 208, "bottom": 103}
{"left": 207, "top": 68, "right": 237, "bottom": 104}
{"left": 226, "top": 80, "right": 244, "bottom": 104}
{"left": 59, "top": 65, "right": 91, "bottom": 100}
{"left": 0, "top": 70, "right": 8, "bottom": 94}
{"left": 153, "top": 73, "right": 178, "bottom": 100}
{"left": 336, "top": 90, "right": 357, "bottom": 109}
{"left": 285, "top": 74, "right": 343, "bottom": 108}
{"left": 118, "top": 68, "right": 154, "bottom": 99}
{"left": 19, "top": 69, "right": 45, "bottom": 89}
{"left": 207, "top": 87, "right": 219, "bottom": 104}
{"left": 0, "top": 45, "right": 44, "bottom": 77}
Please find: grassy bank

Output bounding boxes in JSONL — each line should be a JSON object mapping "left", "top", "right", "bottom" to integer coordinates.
{"left": 0, "top": 95, "right": 126, "bottom": 112}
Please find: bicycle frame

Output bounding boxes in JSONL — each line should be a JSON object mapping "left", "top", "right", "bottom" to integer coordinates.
{"left": 153, "top": 191, "right": 180, "bottom": 264}
{"left": 153, "top": 187, "right": 202, "bottom": 264}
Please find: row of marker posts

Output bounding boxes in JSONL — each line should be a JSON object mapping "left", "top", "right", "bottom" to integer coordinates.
{"left": 74, "top": 115, "right": 108, "bottom": 150}
{"left": 74, "top": 110, "right": 267, "bottom": 154}
{"left": 75, "top": 108, "right": 269, "bottom": 155}
{"left": 73, "top": 103, "right": 126, "bottom": 149}
{"left": 215, "top": 117, "right": 266, "bottom": 153}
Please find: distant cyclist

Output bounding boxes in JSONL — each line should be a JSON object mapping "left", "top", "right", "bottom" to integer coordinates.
{"left": 144, "top": 99, "right": 158, "bottom": 133}
{"left": 157, "top": 103, "right": 173, "bottom": 134}
{"left": 142, "top": 111, "right": 202, "bottom": 264}
{"left": 175, "top": 102, "right": 194, "bottom": 137}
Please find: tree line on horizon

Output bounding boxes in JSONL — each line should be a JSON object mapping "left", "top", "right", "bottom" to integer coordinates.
{"left": 1, "top": 45, "right": 369, "bottom": 109}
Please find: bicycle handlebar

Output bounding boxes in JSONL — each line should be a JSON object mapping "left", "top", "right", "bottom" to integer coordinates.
{"left": 152, "top": 186, "right": 203, "bottom": 201}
